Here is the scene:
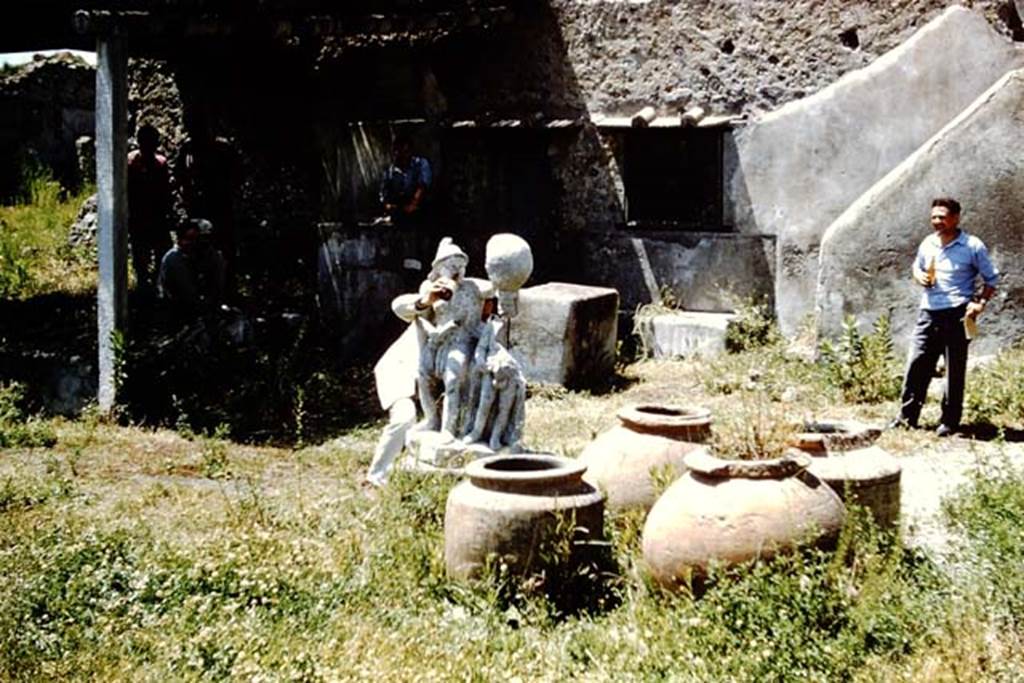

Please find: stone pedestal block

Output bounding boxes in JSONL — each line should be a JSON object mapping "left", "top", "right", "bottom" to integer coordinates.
{"left": 636, "top": 311, "right": 737, "bottom": 358}
{"left": 511, "top": 282, "right": 619, "bottom": 388}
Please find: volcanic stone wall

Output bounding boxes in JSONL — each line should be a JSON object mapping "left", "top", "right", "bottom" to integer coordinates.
{"left": 0, "top": 53, "right": 95, "bottom": 199}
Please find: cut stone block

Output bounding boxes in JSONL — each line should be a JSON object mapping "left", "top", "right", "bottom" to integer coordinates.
{"left": 511, "top": 282, "right": 619, "bottom": 388}
{"left": 637, "top": 311, "right": 737, "bottom": 358}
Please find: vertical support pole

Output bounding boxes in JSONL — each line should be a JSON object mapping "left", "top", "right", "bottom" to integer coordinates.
{"left": 95, "top": 37, "right": 128, "bottom": 412}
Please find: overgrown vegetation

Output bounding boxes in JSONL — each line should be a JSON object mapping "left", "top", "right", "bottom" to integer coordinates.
{"left": 820, "top": 314, "right": 902, "bottom": 404}
{"left": 964, "top": 345, "right": 1024, "bottom": 427}
{"left": 2, "top": 421, "right": 1023, "bottom": 680}
{"left": 709, "top": 390, "right": 799, "bottom": 460}
{"left": 0, "top": 382, "right": 56, "bottom": 448}
{"left": 945, "top": 462, "right": 1024, "bottom": 619}
{"left": 724, "top": 297, "right": 782, "bottom": 353}
{"left": 0, "top": 164, "right": 95, "bottom": 298}
{"left": 0, "top": 338, "right": 1021, "bottom": 679}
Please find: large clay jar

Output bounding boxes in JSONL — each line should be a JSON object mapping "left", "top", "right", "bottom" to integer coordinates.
{"left": 792, "top": 420, "right": 901, "bottom": 529}
{"left": 445, "top": 454, "right": 606, "bottom": 580}
{"left": 579, "top": 404, "right": 712, "bottom": 512}
{"left": 642, "top": 450, "right": 845, "bottom": 588}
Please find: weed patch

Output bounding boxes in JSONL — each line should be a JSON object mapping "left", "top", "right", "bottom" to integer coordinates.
{"left": 965, "top": 345, "right": 1024, "bottom": 429}
{"left": 725, "top": 297, "right": 782, "bottom": 353}
{"left": 0, "top": 382, "right": 57, "bottom": 448}
{"left": 0, "top": 166, "right": 94, "bottom": 299}
{"left": 821, "top": 315, "right": 901, "bottom": 404}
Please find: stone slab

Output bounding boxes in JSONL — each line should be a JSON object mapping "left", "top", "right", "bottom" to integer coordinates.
{"left": 512, "top": 282, "right": 618, "bottom": 388}
{"left": 402, "top": 430, "right": 528, "bottom": 476}
{"left": 636, "top": 311, "right": 737, "bottom": 359}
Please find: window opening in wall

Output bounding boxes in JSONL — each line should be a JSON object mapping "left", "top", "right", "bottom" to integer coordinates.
{"left": 622, "top": 127, "right": 726, "bottom": 231}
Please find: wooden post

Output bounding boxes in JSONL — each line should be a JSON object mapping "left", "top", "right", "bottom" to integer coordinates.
{"left": 95, "top": 37, "right": 128, "bottom": 412}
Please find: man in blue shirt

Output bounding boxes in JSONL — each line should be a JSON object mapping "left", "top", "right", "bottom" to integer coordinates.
{"left": 379, "top": 134, "right": 432, "bottom": 228}
{"left": 890, "top": 198, "right": 999, "bottom": 436}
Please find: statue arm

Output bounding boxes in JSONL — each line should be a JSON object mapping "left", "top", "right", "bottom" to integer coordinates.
{"left": 392, "top": 292, "right": 429, "bottom": 322}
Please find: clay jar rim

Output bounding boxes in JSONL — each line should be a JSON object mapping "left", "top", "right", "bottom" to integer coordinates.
{"left": 683, "top": 449, "right": 811, "bottom": 480}
{"left": 792, "top": 419, "right": 882, "bottom": 454}
{"left": 617, "top": 404, "right": 712, "bottom": 437}
{"left": 465, "top": 454, "right": 587, "bottom": 493}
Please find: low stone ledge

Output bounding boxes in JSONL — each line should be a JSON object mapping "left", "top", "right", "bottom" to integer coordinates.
{"left": 636, "top": 311, "right": 737, "bottom": 358}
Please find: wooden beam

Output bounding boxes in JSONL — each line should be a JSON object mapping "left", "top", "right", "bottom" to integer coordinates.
{"left": 95, "top": 36, "right": 128, "bottom": 412}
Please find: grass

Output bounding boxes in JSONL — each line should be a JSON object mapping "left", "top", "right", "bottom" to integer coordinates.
{"left": 3, "top": 167, "right": 1024, "bottom": 679}
{"left": 0, "top": 168, "right": 95, "bottom": 298}
{"left": 1, "top": 346, "right": 1023, "bottom": 680}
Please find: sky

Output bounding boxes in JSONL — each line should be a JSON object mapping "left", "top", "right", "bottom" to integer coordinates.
{"left": 0, "top": 50, "right": 97, "bottom": 68}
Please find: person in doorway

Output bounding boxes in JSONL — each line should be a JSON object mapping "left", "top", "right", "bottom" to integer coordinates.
{"left": 127, "top": 123, "right": 173, "bottom": 295}
{"left": 889, "top": 198, "right": 999, "bottom": 437}
{"left": 379, "top": 133, "right": 432, "bottom": 228}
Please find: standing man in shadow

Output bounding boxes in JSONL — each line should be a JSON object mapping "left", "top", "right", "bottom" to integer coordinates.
{"left": 175, "top": 108, "right": 238, "bottom": 296}
{"left": 127, "top": 123, "right": 173, "bottom": 299}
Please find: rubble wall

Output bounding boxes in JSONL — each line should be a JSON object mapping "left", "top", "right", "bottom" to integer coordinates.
{"left": 0, "top": 53, "right": 94, "bottom": 198}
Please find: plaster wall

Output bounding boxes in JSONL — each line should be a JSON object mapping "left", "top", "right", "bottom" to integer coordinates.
{"left": 564, "top": 230, "right": 775, "bottom": 316}
{"left": 730, "top": 7, "right": 1022, "bottom": 335}
{"left": 549, "top": 0, "right": 1014, "bottom": 118}
{"left": 817, "top": 69, "right": 1024, "bottom": 357}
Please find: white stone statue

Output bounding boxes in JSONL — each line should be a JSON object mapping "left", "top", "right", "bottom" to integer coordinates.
{"left": 385, "top": 234, "right": 533, "bottom": 470}
{"left": 412, "top": 238, "right": 491, "bottom": 439}
{"left": 463, "top": 314, "right": 527, "bottom": 450}
{"left": 459, "top": 234, "right": 533, "bottom": 451}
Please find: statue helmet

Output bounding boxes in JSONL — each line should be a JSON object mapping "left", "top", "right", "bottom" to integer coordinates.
{"left": 431, "top": 237, "right": 468, "bottom": 269}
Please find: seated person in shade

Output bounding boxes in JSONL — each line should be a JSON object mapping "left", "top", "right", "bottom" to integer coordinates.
{"left": 379, "top": 133, "right": 432, "bottom": 227}
{"left": 158, "top": 218, "right": 226, "bottom": 324}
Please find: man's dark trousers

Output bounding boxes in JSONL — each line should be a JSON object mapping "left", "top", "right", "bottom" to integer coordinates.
{"left": 898, "top": 304, "right": 969, "bottom": 428}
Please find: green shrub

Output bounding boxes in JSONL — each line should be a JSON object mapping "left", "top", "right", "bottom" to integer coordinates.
{"left": 0, "top": 382, "right": 56, "bottom": 448}
{"left": 699, "top": 344, "right": 830, "bottom": 406}
{"left": 725, "top": 298, "right": 781, "bottom": 353}
{"left": 820, "top": 314, "right": 901, "bottom": 403}
{"left": 964, "top": 346, "right": 1024, "bottom": 427}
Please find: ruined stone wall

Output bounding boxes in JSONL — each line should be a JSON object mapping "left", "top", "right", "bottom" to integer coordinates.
{"left": 541, "top": 1, "right": 1020, "bottom": 316}
{"left": 0, "top": 53, "right": 94, "bottom": 199}
{"left": 544, "top": 0, "right": 1018, "bottom": 238}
